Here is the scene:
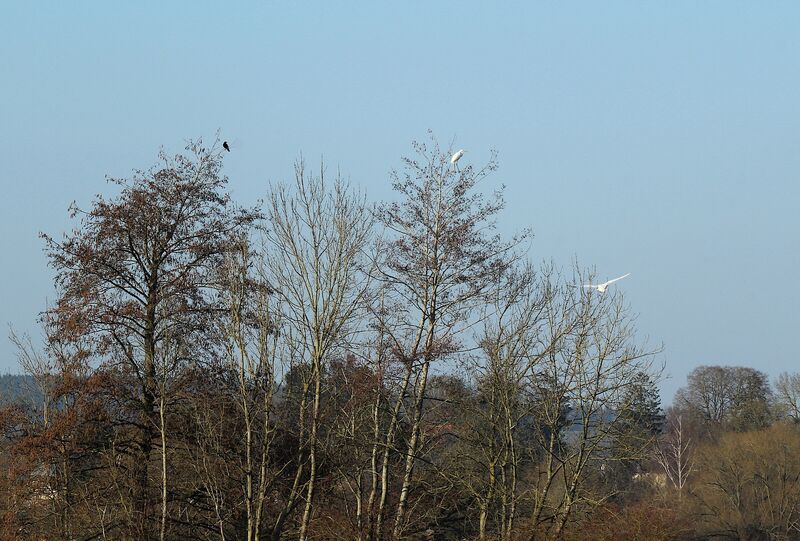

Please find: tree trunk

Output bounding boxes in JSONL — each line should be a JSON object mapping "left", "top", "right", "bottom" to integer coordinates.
{"left": 393, "top": 358, "right": 431, "bottom": 539}
{"left": 376, "top": 366, "right": 413, "bottom": 540}
{"left": 299, "top": 354, "right": 322, "bottom": 541}
{"left": 366, "top": 378, "right": 382, "bottom": 541}
{"left": 159, "top": 393, "right": 168, "bottom": 541}
{"left": 479, "top": 458, "right": 496, "bottom": 541}
{"left": 137, "top": 293, "right": 158, "bottom": 538}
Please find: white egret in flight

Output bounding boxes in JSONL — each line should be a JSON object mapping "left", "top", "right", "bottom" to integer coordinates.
{"left": 450, "top": 149, "right": 465, "bottom": 164}
{"left": 583, "top": 273, "right": 630, "bottom": 293}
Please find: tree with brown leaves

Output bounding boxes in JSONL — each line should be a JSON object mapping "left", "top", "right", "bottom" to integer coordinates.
{"left": 42, "top": 139, "right": 258, "bottom": 538}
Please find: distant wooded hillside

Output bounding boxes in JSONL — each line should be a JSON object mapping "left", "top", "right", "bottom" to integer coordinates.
{"left": 0, "top": 374, "right": 40, "bottom": 406}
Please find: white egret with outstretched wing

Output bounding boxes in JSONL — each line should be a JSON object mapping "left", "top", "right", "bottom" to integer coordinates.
{"left": 583, "top": 273, "right": 630, "bottom": 293}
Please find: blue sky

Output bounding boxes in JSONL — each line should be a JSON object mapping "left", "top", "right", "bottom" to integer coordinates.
{"left": 1, "top": 3, "right": 798, "bottom": 401}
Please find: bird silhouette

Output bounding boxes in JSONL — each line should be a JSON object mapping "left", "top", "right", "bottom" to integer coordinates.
{"left": 450, "top": 149, "right": 465, "bottom": 164}
{"left": 223, "top": 141, "right": 230, "bottom": 152}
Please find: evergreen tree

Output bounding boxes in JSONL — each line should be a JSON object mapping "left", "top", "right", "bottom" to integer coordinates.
{"left": 604, "top": 371, "right": 664, "bottom": 493}
{"left": 620, "top": 371, "right": 664, "bottom": 438}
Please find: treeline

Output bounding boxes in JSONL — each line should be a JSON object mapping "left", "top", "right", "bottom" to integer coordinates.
{"left": 644, "top": 365, "right": 800, "bottom": 541}
{"left": 0, "top": 375, "right": 38, "bottom": 407}
{"left": 0, "top": 136, "right": 795, "bottom": 540}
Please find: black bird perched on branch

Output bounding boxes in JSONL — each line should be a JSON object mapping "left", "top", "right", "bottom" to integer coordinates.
{"left": 223, "top": 141, "right": 230, "bottom": 152}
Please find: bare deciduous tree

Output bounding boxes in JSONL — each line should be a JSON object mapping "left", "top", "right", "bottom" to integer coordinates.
{"left": 654, "top": 413, "right": 694, "bottom": 498}
{"left": 214, "top": 239, "right": 282, "bottom": 541}
{"left": 376, "top": 134, "right": 524, "bottom": 539}
{"left": 525, "top": 267, "right": 659, "bottom": 541}
{"left": 774, "top": 372, "right": 800, "bottom": 423}
{"left": 263, "top": 160, "right": 374, "bottom": 541}
{"left": 693, "top": 424, "right": 800, "bottom": 540}
{"left": 674, "top": 365, "right": 771, "bottom": 431}
{"left": 455, "top": 265, "right": 549, "bottom": 541}
{"left": 9, "top": 328, "right": 57, "bottom": 427}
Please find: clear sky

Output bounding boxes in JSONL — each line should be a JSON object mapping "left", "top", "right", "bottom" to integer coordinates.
{"left": 1, "top": 2, "right": 798, "bottom": 402}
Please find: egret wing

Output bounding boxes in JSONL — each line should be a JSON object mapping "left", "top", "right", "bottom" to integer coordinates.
{"left": 604, "top": 273, "right": 631, "bottom": 285}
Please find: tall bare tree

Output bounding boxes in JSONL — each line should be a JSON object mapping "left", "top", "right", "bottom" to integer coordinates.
{"left": 376, "top": 134, "right": 524, "bottom": 539}
{"left": 525, "top": 268, "right": 659, "bottom": 541}
{"left": 212, "top": 239, "right": 282, "bottom": 541}
{"left": 262, "top": 160, "right": 374, "bottom": 541}
{"left": 455, "top": 265, "right": 549, "bottom": 541}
